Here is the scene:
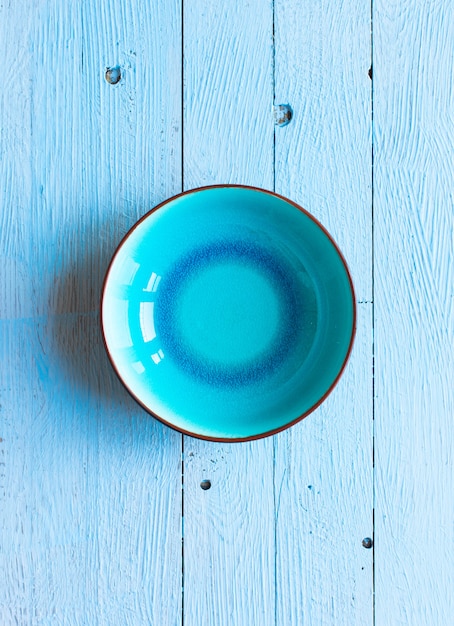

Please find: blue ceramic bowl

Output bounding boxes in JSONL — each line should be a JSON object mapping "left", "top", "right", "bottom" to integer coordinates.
{"left": 101, "top": 186, "right": 355, "bottom": 441}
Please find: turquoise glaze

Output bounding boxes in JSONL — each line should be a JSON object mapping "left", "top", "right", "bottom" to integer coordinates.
{"left": 101, "top": 186, "right": 355, "bottom": 440}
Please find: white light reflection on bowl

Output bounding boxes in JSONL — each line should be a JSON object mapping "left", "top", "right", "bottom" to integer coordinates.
{"left": 139, "top": 302, "right": 157, "bottom": 342}
{"left": 143, "top": 272, "right": 161, "bottom": 293}
{"left": 151, "top": 349, "right": 165, "bottom": 364}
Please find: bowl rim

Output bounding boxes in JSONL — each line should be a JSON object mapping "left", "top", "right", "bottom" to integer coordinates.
{"left": 100, "top": 184, "right": 357, "bottom": 442}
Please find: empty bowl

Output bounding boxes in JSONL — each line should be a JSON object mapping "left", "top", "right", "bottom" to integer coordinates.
{"left": 101, "top": 185, "right": 355, "bottom": 441}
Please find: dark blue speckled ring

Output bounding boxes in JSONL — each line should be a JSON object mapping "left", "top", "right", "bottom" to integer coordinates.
{"left": 154, "top": 239, "right": 306, "bottom": 387}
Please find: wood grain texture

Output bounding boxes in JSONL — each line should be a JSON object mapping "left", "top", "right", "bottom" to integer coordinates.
{"left": 274, "top": 0, "right": 373, "bottom": 623}
{"left": 0, "top": 0, "right": 182, "bottom": 319}
{"left": 0, "top": 0, "right": 183, "bottom": 623}
{"left": 2, "top": 0, "right": 453, "bottom": 623}
{"left": 184, "top": 440, "right": 275, "bottom": 625}
{"left": 182, "top": 1, "right": 275, "bottom": 624}
{"left": 183, "top": 0, "right": 274, "bottom": 189}
{"left": 0, "top": 0, "right": 84, "bottom": 320}
{"left": 0, "top": 315, "right": 182, "bottom": 624}
{"left": 374, "top": 1, "right": 454, "bottom": 623}
{"left": 273, "top": 307, "right": 373, "bottom": 625}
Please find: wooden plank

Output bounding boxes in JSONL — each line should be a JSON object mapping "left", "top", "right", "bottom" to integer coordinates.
{"left": 182, "top": 1, "right": 275, "bottom": 624}
{"left": 0, "top": 0, "right": 183, "bottom": 623}
{"left": 0, "top": 0, "right": 84, "bottom": 320}
{"left": 184, "top": 440, "right": 275, "bottom": 625}
{"left": 0, "top": 314, "right": 182, "bottom": 624}
{"left": 0, "top": 1, "right": 35, "bottom": 321}
{"left": 274, "top": 0, "right": 373, "bottom": 623}
{"left": 0, "top": 0, "right": 86, "bottom": 320}
{"left": 0, "top": 313, "right": 181, "bottom": 626}
{"left": 0, "top": 0, "right": 182, "bottom": 319}
{"left": 183, "top": 0, "right": 274, "bottom": 189}
{"left": 374, "top": 1, "right": 454, "bottom": 623}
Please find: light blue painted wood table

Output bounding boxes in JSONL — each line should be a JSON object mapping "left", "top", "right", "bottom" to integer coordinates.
{"left": 1, "top": 1, "right": 452, "bottom": 624}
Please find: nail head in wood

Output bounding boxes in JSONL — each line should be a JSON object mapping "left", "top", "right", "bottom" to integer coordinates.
{"left": 105, "top": 66, "right": 121, "bottom": 85}
{"left": 200, "top": 479, "right": 211, "bottom": 490}
{"left": 362, "top": 537, "right": 373, "bottom": 549}
{"left": 273, "top": 104, "right": 293, "bottom": 127}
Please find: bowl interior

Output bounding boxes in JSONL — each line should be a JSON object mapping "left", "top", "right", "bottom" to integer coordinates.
{"left": 102, "top": 186, "right": 355, "bottom": 440}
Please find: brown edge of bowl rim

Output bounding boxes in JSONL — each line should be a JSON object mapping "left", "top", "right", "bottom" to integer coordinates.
{"left": 100, "top": 184, "right": 357, "bottom": 443}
